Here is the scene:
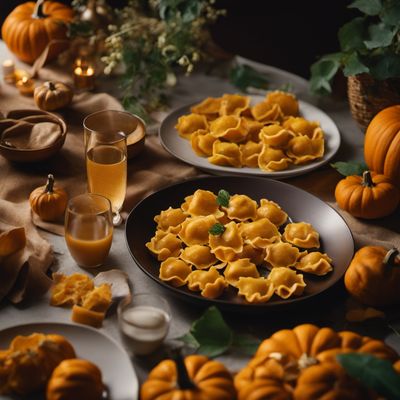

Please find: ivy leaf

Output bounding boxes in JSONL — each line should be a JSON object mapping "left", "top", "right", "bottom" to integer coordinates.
{"left": 364, "top": 23, "right": 396, "bottom": 49}
{"left": 348, "top": 0, "right": 382, "bottom": 15}
{"left": 337, "top": 353, "right": 400, "bottom": 400}
{"left": 338, "top": 17, "right": 367, "bottom": 52}
{"left": 331, "top": 161, "right": 368, "bottom": 176}
{"left": 232, "top": 334, "right": 261, "bottom": 356}
{"left": 381, "top": 0, "right": 400, "bottom": 26}
{"left": 342, "top": 53, "right": 369, "bottom": 77}
{"left": 367, "top": 51, "right": 400, "bottom": 80}
{"left": 159, "top": 0, "right": 202, "bottom": 22}
{"left": 309, "top": 53, "right": 342, "bottom": 95}
{"left": 229, "top": 64, "right": 269, "bottom": 92}
{"left": 209, "top": 223, "right": 225, "bottom": 236}
{"left": 217, "top": 189, "right": 230, "bottom": 207}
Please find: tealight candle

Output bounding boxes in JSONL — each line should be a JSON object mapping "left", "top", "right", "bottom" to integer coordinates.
{"left": 74, "top": 59, "right": 95, "bottom": 91}
{"left": 14, "top": 69, "right": 31, "bottom": 82}
{"left": 16, "top": 76, "right": 35, "bottom": 96}
{"left": 2, "top": 59, "right": 15, "bottom": 83}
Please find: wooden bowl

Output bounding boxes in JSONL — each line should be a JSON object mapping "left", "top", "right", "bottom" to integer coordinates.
{"left": 0, "top": 109, "right": 67, "bottom": 163}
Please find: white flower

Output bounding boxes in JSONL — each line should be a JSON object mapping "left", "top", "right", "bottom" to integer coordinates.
{"left": 165, "top": 72, "right": 177, "bottom": 87}
{"left": 178, "top": 55, "right": 189, "bottom": 66}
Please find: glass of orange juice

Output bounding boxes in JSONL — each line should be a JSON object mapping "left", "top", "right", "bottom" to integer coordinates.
{"left": 65, "top": 193, "right": 113, "bottom": 268}
{"left": 84, "top": 114, "right": 128, "bottom": 226}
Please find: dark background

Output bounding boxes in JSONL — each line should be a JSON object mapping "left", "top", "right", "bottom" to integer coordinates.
{"left": 0, "top": 0, "right": 356, "bottom": 79}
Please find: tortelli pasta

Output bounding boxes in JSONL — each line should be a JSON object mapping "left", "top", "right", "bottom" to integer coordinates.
{"left": 175, "top": 92, "right": 325, "bottom": 171}
{"left": 146, "top": 189, "right": 334, "bottom": 303}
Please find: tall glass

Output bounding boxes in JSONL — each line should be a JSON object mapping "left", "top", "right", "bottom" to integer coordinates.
{"left": 84, "top": 112, "right": 128, "bottom": 226}
{"left": 65, "top": 193, "right": 113, "bottom": 268}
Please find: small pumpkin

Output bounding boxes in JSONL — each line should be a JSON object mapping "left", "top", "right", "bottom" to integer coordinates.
{"left": 34, "top": 81, "right": 73, "bottom": 111}
{"left": 141, "top": 354, "right": 236, "bottom": 400}
{"left": 344, "top": 246, "right": 400, "bottom": 306}
{"left": 1, "top": 0, "right": 74, "bottom": 65}
{"left": 334, "top": 170, "right": 399, "bottom": 219}
{"left": 47, "top": 359, "right": 104, "bottom": 400}
{"left": 364, "top": 105, "right": 400, "bottom": 187}
{"left": 29, "top": 174, "right": 68, "bottom": 222}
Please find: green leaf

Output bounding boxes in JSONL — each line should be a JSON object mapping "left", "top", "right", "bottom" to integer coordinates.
{"left": 364, "top": 23, "right": 396, "bottom": 49}
{"left": 217, "top": 189, "right": 230, "bottom": 207}
{"left": 159, "top": 0, "right": 202, "bottom": 22}
{"left": 179, "top": 332, "right": 200, "bottom": 348}
{"left": 342, "top": 53, "right": 369, "bottom": 76}
{"left": 121, "top": 96, "right": 151, "bottom": 123}
{"left": 209, "top": 223, "right": 225, "bottom": 236}
{"left": 309, "top": 53, "right": 342, "bottom": 95}
{"left": 338, "top": 17, "right": 367, "bottom": 52}
{"left": 189, "top": 306, "right": 233, "bottom": 358}
{"left": 337, "top": 353, "right": 400, "bottom": 400}
{"left": 232, "top": 334, "right": 261, "bottom": 356}
{"left": 331, "top": 161, "right": 368, "bottom": 176}
{"left": 229, "top": 64, "right": 269, "bottom": 92}
{"left": 348, "top": 0, "right": 382, "bottom": 15}
{"left": 381, "top": 0, "right": 400, "bottom": 26}
{"left": 367, "top": 51, "right": 400, "bottom": 80}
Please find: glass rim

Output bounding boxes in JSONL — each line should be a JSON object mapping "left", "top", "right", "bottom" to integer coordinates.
{"left": 66, "top": 193, "right": 112, "bottom": 216}
{"left": 83, "top": 109, "right": 144, "bottom": 134}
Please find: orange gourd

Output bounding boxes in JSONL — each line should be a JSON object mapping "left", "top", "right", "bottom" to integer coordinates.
{"left": 344, "top": 246, "right": 400, "bottom": 306}
{"left": 141, "top": 354, "right": 236, "bottom": 400}
{"left": 1, "top": 0, "right": 74, "bottom": 64}
{"left": 364, "top": 105, "right": 400, "bottom": 187}
{"left": 235, "top": 324, "right": 399, "bottom": 400}
{"left": 34, "top": 81, "right": 73, "bottom": 111}
{"left": 29, "top": 174, "right": 68, "bottom": 222}
{"left": 334, "top": 170, "right": 399, "bottom": 219}
{"left": 47, "top": 359, "right": 104, "bottom": 400}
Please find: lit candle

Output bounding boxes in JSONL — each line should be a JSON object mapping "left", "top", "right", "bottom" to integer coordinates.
{"left": 14, "top": 69, "right": 31, "bottom": 82}
{"left": 16, "top": 76, "right": 35, "bottom": 96}
{"left": 73, "top": 59, "right": 95, "bottom": 91}
{"left": 2, "top": 59, "right": 15, "bottom": 83}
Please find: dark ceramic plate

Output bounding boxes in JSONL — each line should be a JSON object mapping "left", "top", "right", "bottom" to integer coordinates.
{"left": 125, "top": 176, "right": 354, "bottom": 310}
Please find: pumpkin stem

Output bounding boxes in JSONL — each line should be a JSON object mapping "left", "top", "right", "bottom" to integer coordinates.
{"left": 45, "top": 174, "right": 55, "bottom": 193}
{"left": 46, "top": 81, "right": 56, "bottom": 91}
{"left": 173, "top": 351, "right": 196, "bottom": 390}
{"left": 362, "top": 171, "right": 374, "bottom": 187}
{"left": 383, "top": 248, "right": 400, "bottom": 267}
{"left": 33, "top": 0, "right": 46, "bottom": 18}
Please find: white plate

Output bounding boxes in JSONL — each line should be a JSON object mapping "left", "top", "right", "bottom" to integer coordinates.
{"left": 159, "top": 96, "right": 341, "bottom": 179}
{"left": 0, "top": 322, "right": 138, "bottom": 400}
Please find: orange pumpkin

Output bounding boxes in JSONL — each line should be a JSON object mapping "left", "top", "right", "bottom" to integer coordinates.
{"left": 344, "top": 246, "right": 400, "bottom": 306}
{"left": 235, "top": 324, "right": 399, "bottom": 400}
{"left": 141, "top": 354, "right": 236, "bottom": 400}
{"left": 1, "top": 0, "right": 74, "bottom": 64}
{"left": 364, "top": 105, "right": 400, "bottom": 187}
{"left": 334, "top": 170, "right": 399, "bottom": 219}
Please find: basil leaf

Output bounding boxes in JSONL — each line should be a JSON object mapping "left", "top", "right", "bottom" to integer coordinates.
{"left": 338, "top": 17, "right": 367, "bottom": 52}
{"left": 217, "top": 189, "right": 230, "bottom": 207}
{"left": 348, "top": 0, "right": 382, "bottom": 15}
{"left": 232, "top": 333, "right": 261, "bottom": 356}
{"left": 331, "top": 161, "right": 368, "bottom": 176}
{"left": 364, "top": 23, "right": 396, "bottom": 49}
{"left": 229, "top": 64, "right": 269, "bottom": 92}
{"left": 342, "top": 53, "right": 369, "bottom": 77}
{"left": 209, "top": 223, "right": 225, "bottom": 236}
{"left": 337, "top": 353, "right": 400, "bottom": 400}
{"left": 190, "top": 306, "right": 233, "bottom": 358}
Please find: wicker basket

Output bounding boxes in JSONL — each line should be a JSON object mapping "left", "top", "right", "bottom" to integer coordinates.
{"left": 347, "top": 73, "right": 400, "bottom": 131}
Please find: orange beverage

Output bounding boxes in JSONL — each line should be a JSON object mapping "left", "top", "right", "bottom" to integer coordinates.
{"left": 86, "top": 144, "right": 127, "bottom": 212}
{"left": 65, "top": 194, "right": 113, "bottom": 268}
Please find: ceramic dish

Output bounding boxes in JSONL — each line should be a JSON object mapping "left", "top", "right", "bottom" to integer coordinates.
{"left": 0, "top": 322, "right": 138, "bottom": 400}
{"left": 0, "top": 109, "right": 67, "bottom": 163}
{"left": 125, "top": 176, "right": 354, "bottom": 311}
{"left": 159, "top": 96, "right": 340, "bottom": 179}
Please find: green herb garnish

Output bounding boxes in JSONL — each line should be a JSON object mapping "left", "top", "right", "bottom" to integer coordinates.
{"left": 217, "top": 189, "right": 230, "bottom": 207}
{"left": 229, "top": 64, "right": 269, "bottom": 92}
{"left": 331, "top": 161, "right": 368, "bottom": 176}
{"left": 209, "top": 223, "right": 225, "bottom": 236}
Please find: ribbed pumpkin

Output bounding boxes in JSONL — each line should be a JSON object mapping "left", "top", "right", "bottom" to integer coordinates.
{"left": 34, "top": 81, "right": 73, "bottom": 111}
{"left": 344, "top": 246, "right": 400, "bottom": 306}
{"left": 1, "top": 0, "right": 74, "bottom": 64}
{"left": 364, "top": 105, "right": 400, "bottom": 187}
{"left": 334, "top": 170, "right": 399, "bottom": 219}
{"left": 141, "top": 354, "right": 236, "bottom": 400}
{"left": 47, "top": 359, "right": 104, "bottom": 400}
{"left": 234, "top": 324, "right": 399, "bottom": 400}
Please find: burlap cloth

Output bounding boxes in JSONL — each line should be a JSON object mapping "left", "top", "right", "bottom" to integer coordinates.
{"left": 1, "top": 66, "right": 399, "bottom": 303}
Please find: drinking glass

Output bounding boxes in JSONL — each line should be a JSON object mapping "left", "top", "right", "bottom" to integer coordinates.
{"left": 65, "top": 193, "right": 113, "bottom": 268}
{"left": 118, "top": 293, "right": 171, "bottom": 356}
{"left": 84, "top": 111, "right": 128, "bottom": 225}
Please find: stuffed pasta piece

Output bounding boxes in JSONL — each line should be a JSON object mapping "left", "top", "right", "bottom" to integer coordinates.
{"left": 236, "top": 277, "right": 275, "bottom": 303}
{"left": 295, "top": 252, "right": 333, "bottom": 276}
{"left": 159, "top": 257, "right": 192, "bottom": 287}
{"left": 146, "top": 230, "right": 182, "bottom": 261}
{"left": 180, "top": 245, "right": 217, "bottom": 270}
{"left": 224, "top": 258, "right": 260, "bottom": 287}
{"left": 181, "top": 189, "right": 224, "bottom": 218}
{"left": 283, "top": 222, "right": 320, "bottom": 249}
{"left": 268, "top": 267, "right": 306, "bottom": 299}
{"left": 187, "top": 266, "right": 228, "bottom": 298}
{"left": 179, "top": 215, "right": 218, "bottom": 246}
{"left": 209, "top": 221, "right": 244, "bottom": 262}
{"left": 175, "top": 113, "right": 209, "bottom": 139}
